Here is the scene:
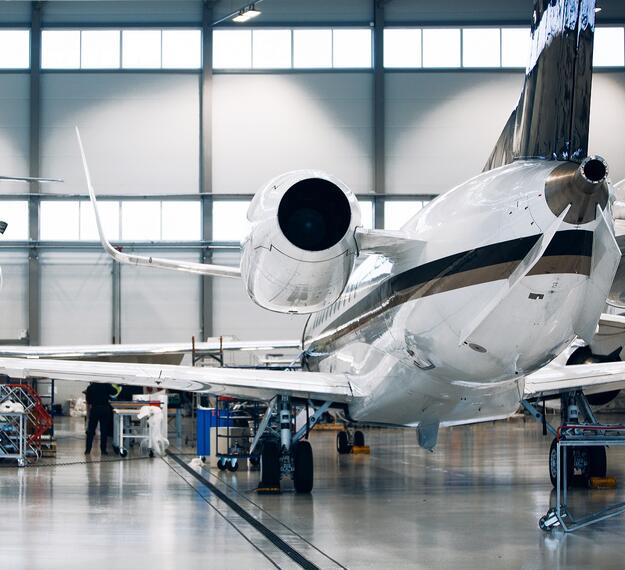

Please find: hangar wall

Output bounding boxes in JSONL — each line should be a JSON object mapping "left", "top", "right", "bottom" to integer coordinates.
{"left": 0, "top": 1, "right": 624, "bottom": 403}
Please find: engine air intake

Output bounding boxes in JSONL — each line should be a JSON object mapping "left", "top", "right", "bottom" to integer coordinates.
{"left": 278, "top": 178, "right": 351, "bottom": 252}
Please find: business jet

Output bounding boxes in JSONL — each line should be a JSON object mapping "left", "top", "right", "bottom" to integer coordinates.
{"left": 1, "top": 0, "right": 625, "bottom": 495}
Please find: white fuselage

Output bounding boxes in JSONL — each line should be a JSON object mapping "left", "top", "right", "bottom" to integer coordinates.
{"left": 302, "top": 160, "right": 619, "bottom": 427}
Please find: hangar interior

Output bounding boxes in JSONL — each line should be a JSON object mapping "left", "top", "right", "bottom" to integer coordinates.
{"left": 1, "top": 0, "right": 625, "bottom": 567}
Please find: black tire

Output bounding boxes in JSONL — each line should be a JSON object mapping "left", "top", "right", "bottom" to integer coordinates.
{"left": 293, "top": 441, "right": 314, "bottom": 494}
{"left": 217, "top": 458, "right": 226, "bottom": 471}
{"left": 337, "top": 431, "right": 351, "bottom": 455}
{"left": 260, "top": 440, "right": 281, "bottom": 488}
{"left": 227, "top": 459, "right": 239, "bottom": 472}
{"left": 589, "top": 446, "right": 607, "bottom": 478}
{"left": 119, "top": 448, "right": 128, "bottom": 458}
{"left": 549, "top": 438, "right": 572, "bottom": 488}
{"left": 249, "top": 455, "right": 260, "bottom": 467}
{"left": 354, "top": 430, "right": 365, "bottom": 447}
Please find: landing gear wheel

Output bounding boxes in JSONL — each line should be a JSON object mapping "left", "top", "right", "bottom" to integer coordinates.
{"left": 588, "top": 446, "right": 607, "bottom": 479}
{"left": 217, "top": 458, "right": 227, "bottom": 471}
{"left": 337, "top": 431, "right": 351, "bottom": 455}
{"left": 354, "top": 430, "right": 365, "bottom": 447}
{"left": 549, "top": 438, "right": 573, "bottom": 488}
{"left": 227, "top": 459, "right": 239, "bottom": 472}
{"left": 260, "top": 440, "right": 281, "bottom": 488}
{"left": 293, "top": 440, "right": 314, "bottom": 494}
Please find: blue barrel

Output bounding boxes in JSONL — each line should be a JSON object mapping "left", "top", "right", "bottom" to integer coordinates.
{"left": 196, "top": 408, "right": 212, "bottom": 456}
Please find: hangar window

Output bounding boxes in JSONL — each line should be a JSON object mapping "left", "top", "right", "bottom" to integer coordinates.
{"left": 79, "top": 200, "right": 120, "bottom": 241}
{"left": 161, "top": 201, "right": 201, "bottom": 240}
{"left": 253, "top": 29, "right": 292, "bottom": 69}
{"left": 333, "top": 29, "right": 372, "bottom": 68}
{"left": 501, "top": 28, "right": 530, "bottom": 68}
{"left": 594, "top": 27, "right": 625, "bottom": 67}
{"left": 162, "top": 30, "right": 202, "bottom": 69}
{"left": 121, "top": 200, "right": 161, "bottom": 240}
{"left": 122, "top": 30, "right": 161, "bottom": 69}
{"left": 462, "top": 28, "right": 500, "bottom": 68}
{"left": 40, "top": 201, "right": 80, "bottom": 240}
{"left": 42, "top": 30, "right": 80, "bottom": 69}
{"left": 422, "top": 28, "right": 461, "bottom": 68}
{"left": 0, "top": 201, "right": 28, "bottom": 240}
{"left": 384, "top": 29, "right": 422, "bottom": 68}
{"left": 213, "top": 29, "right": 252, "bottom": 69}
{"left": 383, "top": 200, "right": 429, "bottom": 231}
{"left": 293, "top": 29, "right": 332, "bottom": 68}
{"left": 0, "top": 30, "right": 30, "bottom": 69}
{"left": 81, "top": 30, "right": 120, "bottom": 69}
{"left": 359, "top": 199, "right": 374, "bottom": 230}
{"left": 213, "top": 200, "right": 251, "bottom": 241}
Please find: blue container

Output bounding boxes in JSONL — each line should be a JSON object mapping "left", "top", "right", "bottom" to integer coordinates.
{"left": 196, "top": 409, "right": 212, "bottom": 456}
{"left": 196, "top": 408, "right": 234, "bottom": 456}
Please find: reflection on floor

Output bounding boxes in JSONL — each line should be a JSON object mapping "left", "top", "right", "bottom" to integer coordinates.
{"left": 0, "top": 415, "right": 624, "bottom": 569}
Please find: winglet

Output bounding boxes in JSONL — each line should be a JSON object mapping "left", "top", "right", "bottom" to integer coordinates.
{"left": 76, "top": 127, "right": 119, "bottom": 260}
{"left": 75, "top": 127, "right": 241, "bottom": 279}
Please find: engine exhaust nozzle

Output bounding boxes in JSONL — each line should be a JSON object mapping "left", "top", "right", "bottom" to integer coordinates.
{"left": 545, "top": 156, "right": 610, "bottom": 225}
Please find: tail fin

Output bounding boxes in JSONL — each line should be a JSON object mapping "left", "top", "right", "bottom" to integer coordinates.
{"left": 485, "top": 0, "right": 596, "bottom": 170}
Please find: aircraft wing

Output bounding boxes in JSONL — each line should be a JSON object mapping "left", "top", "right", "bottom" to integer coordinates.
{"left": 524, "top": 360, "right": 625, "bottom": 400}
{"left": 0, "top": 339, "right": 302, "bottom": 360}
{"left": 76, "top": 128, "right": 240, "bottom": 279}
{"left": 0, "top": 357, "right": 357, "bottom": 403}
{"left": 524, "top": 312, "right": 625, "bottom": 399}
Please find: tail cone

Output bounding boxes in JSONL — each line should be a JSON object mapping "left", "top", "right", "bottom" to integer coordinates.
{"left": 545, "top": 156, "right": 609, "bottom": 224}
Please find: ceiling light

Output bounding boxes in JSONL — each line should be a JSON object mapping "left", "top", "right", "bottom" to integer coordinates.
{"left": 232, "top": 4, "right": 261, "bottom": 23}
{"left": 595, "top": 6, "right": 602, "bottom": 12}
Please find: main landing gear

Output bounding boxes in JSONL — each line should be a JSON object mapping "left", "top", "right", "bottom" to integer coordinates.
{"left": 522, "top": 390, "right": 608, "bottom": 488}
{"left": 337, "top": 428, "right": 367, "bottom": 454}
{"left": 255, "top": 397, "right": 332, "bottom": 494}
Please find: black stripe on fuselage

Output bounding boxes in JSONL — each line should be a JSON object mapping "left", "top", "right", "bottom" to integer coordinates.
{"left": 307, "top": 230, "right": 593, "bottom": 345}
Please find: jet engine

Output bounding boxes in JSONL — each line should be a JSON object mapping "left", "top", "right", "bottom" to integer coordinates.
{"left": 241, "top": 170, "right": 361, "bottom": 314}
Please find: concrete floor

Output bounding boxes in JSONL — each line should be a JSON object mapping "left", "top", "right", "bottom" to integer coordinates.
{"left": 1, "top": 415, "right": 625, "bottom": 569}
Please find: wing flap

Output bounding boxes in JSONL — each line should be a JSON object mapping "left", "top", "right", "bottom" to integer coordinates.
{"left": 0, "top": 357, "right": 357, "bottom": 403}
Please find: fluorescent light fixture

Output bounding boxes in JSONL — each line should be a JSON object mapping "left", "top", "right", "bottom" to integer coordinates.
{"left": 595, "top": 6, "right": 602, "bottom": 12}
{"left": 232, "top": 4, "right": 261, "bottom": 22}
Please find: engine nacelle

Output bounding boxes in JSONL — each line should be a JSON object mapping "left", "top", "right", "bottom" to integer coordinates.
{"left": 241, "top": 170, "right": 360, "bottom": 314}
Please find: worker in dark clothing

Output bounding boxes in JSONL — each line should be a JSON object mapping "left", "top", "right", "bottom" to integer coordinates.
{"left": 85, "top": 382, "right": 117, "bottom": 455}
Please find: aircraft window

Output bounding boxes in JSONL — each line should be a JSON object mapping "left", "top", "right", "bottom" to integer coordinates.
{"left": 462, "top": 28, "right": 500, "bottom": 68}
{"left": 594, "top": 27, "right": 625, "bottom": 67}
{"left": 422, "top": 28, "right": 460, "bottom": 68}
{"left": 501, "top": 28, "right": 530, "bottom": 68}
{"left": 0, "top": 30, "right": 30, "bottom": 69}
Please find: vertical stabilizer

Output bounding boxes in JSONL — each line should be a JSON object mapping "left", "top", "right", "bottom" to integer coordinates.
{"left": 484, "top": 0, "right": 596, "bottom": 170}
